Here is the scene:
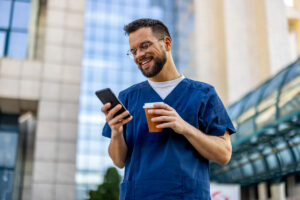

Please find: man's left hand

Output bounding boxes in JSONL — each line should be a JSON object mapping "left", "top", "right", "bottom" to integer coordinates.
{"left": 149, "top": 102, "right": 191, "bottom": 135}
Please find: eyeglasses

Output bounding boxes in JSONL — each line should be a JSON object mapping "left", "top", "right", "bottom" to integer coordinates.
{"left": 127, "top": 38, "right": 164, "bottom": 59}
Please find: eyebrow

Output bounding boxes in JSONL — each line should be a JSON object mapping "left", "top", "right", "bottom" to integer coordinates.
{"left": 130, "top": 40, "right": 152, "bottom": 51}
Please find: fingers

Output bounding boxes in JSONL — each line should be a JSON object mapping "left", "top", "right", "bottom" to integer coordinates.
{"left": 106, "top": 104, "right": 123, "bottom": 121}
{"left": 151, "top": 116, "right": 174, "bottom": 123}
{"left": 156, "top": 122, "right": 175, "bottom": 129}
{"left": 153, "top": 102, "right": 173, "bottom": 111}
{"left": 121, "top": 115, "right": 133, "bottom": 125}
{"left": 109, "top": 110, "right": 130, "bottom": 126}
{"left": 101, "top": 103, "right": 111, "bottom": 115}
{"left": 148, "top": 108, "right": 176, "bottom": 116}
{"left": 109, "top": 115, "right": 133, "bottom": 132}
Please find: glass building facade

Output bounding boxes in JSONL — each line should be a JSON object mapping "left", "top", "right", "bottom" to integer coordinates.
{"left": 76, "top": 0, "right": 180, "bottom": 199}
{"left": 0, "top": 0, "right": 31, "bottom": 59}
{"left": 174, "top": 0, "right": 195, "bottom": 76}
{"left": 0, "top": 114, "right": 19, "bottom": 200}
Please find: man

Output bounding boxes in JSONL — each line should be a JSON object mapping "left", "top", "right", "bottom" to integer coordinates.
{"left": 101, "top": 18, "right": 236, "bottom": 200}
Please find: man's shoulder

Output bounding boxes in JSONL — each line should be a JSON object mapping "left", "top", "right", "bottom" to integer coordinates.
{"left": 119, "top": 81, "right": 148, "bottom": 97}
{"left": 183, "top": 78, "right": 215, "bottom": 93}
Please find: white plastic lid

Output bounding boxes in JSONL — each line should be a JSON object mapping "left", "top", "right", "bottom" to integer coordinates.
{"left": 143, "top": 102, "right": 163, "bottom": 108}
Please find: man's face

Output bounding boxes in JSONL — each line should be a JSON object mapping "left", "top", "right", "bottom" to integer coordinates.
{"left": 128, "top": 28, "right": 167, "bottom": 78}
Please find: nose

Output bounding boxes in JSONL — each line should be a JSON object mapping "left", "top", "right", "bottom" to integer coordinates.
{"left": 134, "top": 48, "right": 146, "bottom": 62}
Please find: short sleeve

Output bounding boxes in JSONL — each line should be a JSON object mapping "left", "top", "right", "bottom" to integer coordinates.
{"left": 101, "top": 91, "right": 127, "bottom": 138}
{"left": 102, "top": 122, "right": 111, "bottom": 138}
{"left": 198, "top": 87, "right": 236, "bottom": 136}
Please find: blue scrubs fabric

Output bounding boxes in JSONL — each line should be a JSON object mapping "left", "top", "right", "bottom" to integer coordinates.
{"left": 102, "top": 78, "right": 236, "bottom": 200}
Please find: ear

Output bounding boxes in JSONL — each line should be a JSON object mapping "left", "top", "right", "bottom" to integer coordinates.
{"left": 164, "top": 37, "right": 172, "bottom": 51}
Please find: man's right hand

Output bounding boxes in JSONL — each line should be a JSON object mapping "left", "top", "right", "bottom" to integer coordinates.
{"left": 101, "top": 103, "right": 133, "bottom": 136}
{"left": 101, "top": 103, "right": 131, "bottom": 168}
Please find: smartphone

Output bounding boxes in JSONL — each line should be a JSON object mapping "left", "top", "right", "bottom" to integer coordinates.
{"left": 95, "top": 88, "right": 130, "bottom": 119}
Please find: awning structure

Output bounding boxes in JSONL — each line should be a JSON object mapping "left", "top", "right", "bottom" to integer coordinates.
{"left": 210, "top": 59, "right": 300, "bottom": 186}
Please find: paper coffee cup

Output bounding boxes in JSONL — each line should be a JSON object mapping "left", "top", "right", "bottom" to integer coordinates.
{"left": 143, "top": 102, "right": 163, "bottom": 132}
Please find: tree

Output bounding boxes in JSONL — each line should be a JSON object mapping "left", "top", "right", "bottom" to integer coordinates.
{"left": 87, "top": 167, "right": 121, "bottom": 200}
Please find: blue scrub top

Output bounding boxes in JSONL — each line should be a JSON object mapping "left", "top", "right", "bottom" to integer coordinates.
{"left": 102, "top": 78, "right": 236, "bottom": 200}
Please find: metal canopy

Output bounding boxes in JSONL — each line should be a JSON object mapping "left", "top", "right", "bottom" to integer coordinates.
{"left": 210, "top": 59, "right": 300, "bottom": 186}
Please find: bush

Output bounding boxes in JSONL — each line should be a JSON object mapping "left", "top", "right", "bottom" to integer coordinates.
{"left": 87, "top": 167, "right": 121, "bottom": 200}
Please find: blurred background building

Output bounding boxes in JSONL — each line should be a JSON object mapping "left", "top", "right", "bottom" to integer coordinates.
{"left": 0, "top": 0, "right": 299, "bottom": 199}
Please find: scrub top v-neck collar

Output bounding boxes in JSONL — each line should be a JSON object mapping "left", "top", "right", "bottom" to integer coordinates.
{"left": 145, "top": 78, "right": 186, "bottom": 104}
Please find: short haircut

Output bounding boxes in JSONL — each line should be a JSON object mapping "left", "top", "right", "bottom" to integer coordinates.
{"left": 124, "top": 18, "right": 171, "bottom": 40}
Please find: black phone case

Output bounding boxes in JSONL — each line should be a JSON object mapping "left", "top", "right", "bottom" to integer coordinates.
{"left": 95, "top": 88, "right": 129, "bottom": 119}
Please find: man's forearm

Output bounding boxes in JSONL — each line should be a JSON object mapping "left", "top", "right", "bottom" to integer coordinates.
{"left": 183, "top": 124, "right": 232, "bottom": 165}
{"left": 108, "top": 132, "right": 128, "bottom": 168}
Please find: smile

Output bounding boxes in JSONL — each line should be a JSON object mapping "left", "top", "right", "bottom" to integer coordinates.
{"left": 142, "top": 59, "right": 152, "bottom": 65}
{"left": 139, "top": 56, "right": 153, "bottom": 66}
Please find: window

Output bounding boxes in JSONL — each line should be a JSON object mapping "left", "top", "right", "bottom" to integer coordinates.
{"left": 0, "top": 113, "right": 19, "bottom": 200}
{"left": 0, "top": 0, "right": 31, "bottom": 59}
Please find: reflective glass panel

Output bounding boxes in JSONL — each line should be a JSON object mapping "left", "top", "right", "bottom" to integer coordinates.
{"left": 0, "top": 31, "right": 6, "bottom": 57}
{"left": 228, "top": 101, "right": 244, "bottom": 120}
{"left": 238, "top": 118, "right": 254, "bottom": 136}
{"left": 253, "top": 159, "right": 265, "bottom": 174}
{"left": 279, "top": 149, "right": 293, "bottom": 166}
{"left": 279, "top": 64, "right": 300, "bottom": 117}
{"left": 259, "top": 72, "right": 286, "bottom": 105}
{"left": 230, "top": 168, "right": 242, "bottom": 181}
{"left": 0, "top": 170, "right": 14, "bottom": 200}
{"left": 12, "top": 1, "right": 31, "bottom": 29}
{"left": 255, "top": 73, "right": 286, "bottom": 129}
{"left": 292, "top": 145, "right": 300, "bottom": 161}
{"left": 241, "top": 86, "right": 265, "bottom": 114}
{"left": 0, "top": 1, "right": 11, "bottom": 29}
{"left": 0, "top": 132, "right": 18, "bottom": 168}
{"left": 266, "top": 154, "right": 278, "bottom": 170}
{"left": 242, "top": 163, "right": 253, "bottom": 177}
{"left": 283, "top": 62, "right": 300, "bottom": 84}
{"left": 255, "top": 105, "right": 276, "bottom": 130}
{"left": 7, "top": 31, "right": 28, "bottom": 58}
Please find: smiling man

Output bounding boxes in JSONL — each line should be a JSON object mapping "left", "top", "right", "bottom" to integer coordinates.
{"left": 101, "top": 18, "right": 236, "bottom": 200}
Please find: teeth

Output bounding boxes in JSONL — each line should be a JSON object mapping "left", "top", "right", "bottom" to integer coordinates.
{"left": 141, "top": 58, "right": 152, "bottom": 65}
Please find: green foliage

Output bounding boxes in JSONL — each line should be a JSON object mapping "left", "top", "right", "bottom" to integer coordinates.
{"left": 87, "top": 167, "right": 121, "bottom": 200}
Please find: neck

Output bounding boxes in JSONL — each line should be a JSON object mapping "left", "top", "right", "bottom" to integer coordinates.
{"left": 149, "top": 55, "right": 180, "bottom": 82}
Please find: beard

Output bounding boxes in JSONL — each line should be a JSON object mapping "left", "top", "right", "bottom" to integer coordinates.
{"left": 138, "top": 51, "right": 167, "bottom": 78}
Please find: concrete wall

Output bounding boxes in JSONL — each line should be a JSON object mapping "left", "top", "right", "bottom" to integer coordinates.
{"left": 192, "top": 0, "right": 292, "bottom": 105}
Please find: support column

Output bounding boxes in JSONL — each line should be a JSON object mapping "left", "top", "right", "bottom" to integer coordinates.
{"left": 223, "top": 0, "right": 271, "bottom": 103}
{"left": 193, "top": 0, "right": 228, "bottom": 104}
{"left": 31, "top": 0, "right": 85, "bottom": 199}
{"left": 271, "top": 182, "right": 286, "bottom": 200}
{"left": 258, "top": 182, "right": 268, "bottom": 200}
{"left": 286, "top": 175, "right": 300, "bottom": 199}
{"left": 264, "top": 0, "right": 292, "bottom": 75}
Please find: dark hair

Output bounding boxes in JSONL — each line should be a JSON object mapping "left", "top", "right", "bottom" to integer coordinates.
{"left": 124, "top": 18, "right": 171, "bottom": 40}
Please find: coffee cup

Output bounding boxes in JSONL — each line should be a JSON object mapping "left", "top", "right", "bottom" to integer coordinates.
{"left": 143, "top": 102, "right": 163, "bottom": 132}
